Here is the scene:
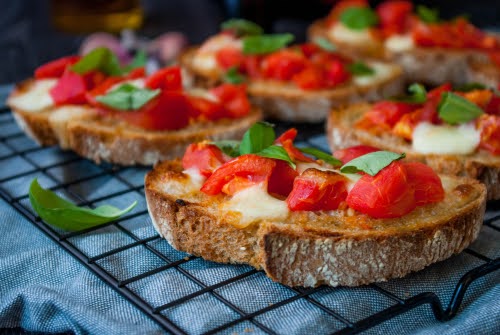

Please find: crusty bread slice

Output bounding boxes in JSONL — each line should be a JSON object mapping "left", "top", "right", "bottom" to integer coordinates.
{"left": 308, "top": 20, "right": 494, "bottom": 86}
{"left": 145, "top": 160, "right": 486, "bottom": 287}
{"left": 327, "top": 103, "right": 500, "bottom": 200}
{"left": 180, "top": 48, "right": 404, "bottom": 122}
{"left": 466, "top": 58, "right": 500, "bottom": 89}
{"left": 7, "top": 79, "right": 262, "bottom": 165}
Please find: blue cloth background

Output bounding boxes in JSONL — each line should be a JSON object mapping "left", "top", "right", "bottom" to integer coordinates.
{"left": 0, "top": 84, "right": 499, "bottom": 334}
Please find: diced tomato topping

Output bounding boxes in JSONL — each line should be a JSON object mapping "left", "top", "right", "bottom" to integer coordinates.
{"left": 210, "top": 84, "right": 250, "bottom": 118}
{"left": 292, "top": 66, "right": 325, "bottom": 90}
{"left": 145, "top": 66, "right": 182, "bottom": 91}
{"left": 324, "top": 60, "right": 351, "bottom": 87}
{"left": 117, "top": 91, "right": 190, "bottom": 130}
{"left": 286, "top": 169, "right": 348, "bottom": 211}
{"left": 188, "top": 96, "right": 223, "bottom": 120}
{"left": 274, "top": 128, "right": 315, "bottom": 163}
{"left": 126, "top": 67, "right": 146, "bottom": 79}
{"left": 333, "top": 145, "right": 380, "bottom": 165}
{"left": 485, "top": 93, "right": 500, "bottom": 116}
{"left": 364, "top": 101, "right": 417, "bottom": 129}
{"left": 346, "top": 161, "right": 416, "bottom": 218}
{"left": 49, "top": 69, "right": 88, "bottom": 105}
{"left": 241, "top": 55, "right": 262, "bottom": 78}
{"left": 275, "top": 128, "right": 298, "bottom": 143}
{"left": 300, "top": 43, "right": 321, "bottom": 58}
{"left": 200, "top": 154, "right": 277, "bottom": 196}
{"left": 403, "top": 162, "right": 444, "bottom": 205}
{"left": 215, "top": 47, "right": 245, "bottom": 70}
{"left": 477, "top": 114, "right": 500, "bottom": 154}
{"left": 427, "top": 83, "right": 452, "bottom": 101}
{"left": 182, "top": 143, "right": 229, "bottom": 178}
{"left": 462, "top": 89, "right": 493, "bottom": 109}
{"left": 85, "top": 77, "right": 126, "bottom": 107}
{"left": 261, "top": 50, "right": 308, "bottom": 81}
{"left": 267, "top": 160, "right": 299, "bottom": 198}
{"left": 327, "top": 0, "right": 369, "bottom": 25}
{"left": 34, "top": 55, "right": 81, "bottom": 79}
{"left": 376, "top": 1, "right": 413, "bottom": 37}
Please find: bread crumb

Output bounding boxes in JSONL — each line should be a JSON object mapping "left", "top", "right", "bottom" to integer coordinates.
{"left": 240, "top": 247, "right": 246, "bottom": 251}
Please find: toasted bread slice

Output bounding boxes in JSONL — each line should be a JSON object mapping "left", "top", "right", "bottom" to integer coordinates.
{"left": 145, "top": 160, "right": 486, "bottom": 287}
{"left": 180, "top": 48, "right": 404, "bottom": 122}
{"left": 327, "top": 103, "right": 500, "bottom": 200}
{"left": 466, "top": 58, "right": 500, "bottom": 89}
{"left": 308, "top": 19, "right": 494, "bottom": 86}
{"left": 7, "top": 79, "right": 262, "bottom": 165}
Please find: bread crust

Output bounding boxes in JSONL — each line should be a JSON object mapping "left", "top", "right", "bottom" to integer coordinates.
{"left": 180, "top": 48, "right": 405, "bottom": 122}
{"left": 145, "top": 160, "right": 486, "bottom": 287}
{"left": 327, "top": 103, "right": 500, "bottom": 200}
{"left": 7, "top": 79, "right": 262, "bottom": 165}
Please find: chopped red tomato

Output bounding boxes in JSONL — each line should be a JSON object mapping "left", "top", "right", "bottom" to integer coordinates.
{"left": 267, "top": 160, "right": 299, "bottom": 197}
{"left": 182, "top": 143, "right": 228, "bottom": 178}
{"left": 85, "top": 77, "right": 126, "bottom": 107}
{"left": 364, "top": 101, "right": 417, "bottom": 129}
{"left": 287, "top": 169, "right": 348, "bottom": 211}
{"left": 188, "top": 96, "right": 223, "bottom": 120}
{"left": 427, "top": 83, "right": 452, "bottom": 101}
{"left": 346, "top": 161, "right": 416, "bottom": 218}
{"left": 323, "top": 60, "right": 350, "bottom": 87}
{"left": 376, "top": 1, "right": 413, "bottom": 36}
{"left": 117, "top": 91, "right": 190, "bottom": 130}
{"left": 145, "top": 66, "right": 182, "bottom": 91}
{"left": 300, "top": 43, "right": 321, "bottom": 58}
{"left": 201, "top": 154, "right": 276, "bottom": 195}
{"left": 215, "top": 47, "right": 245, "bottom": 70}
{"left": 485, "top": 93, "right": 500, "bottom": 116}
{"left": 49, "top": 69, "right": 88, "bottom": 105}
{"left": 327, "top": 0, "right": 369, "bottom": 25}
{"left": 292, "top": 66, "right": 325, "bottom": 90}
{"left": 462, "top": 89, "right": 493, "bottom": 108}
{"left": 241, "top": 55, "right": 262, "bottom": 78}
{"left": 126, "top": 67, "right": 146, "bottom": 79}
{"left": 261, "top": 50, "right": 308, "bottom": 81}
{"left": 275, "top": 128, "right": 298, "bottom": 143}
{"left": 333, "top": 145, "right": 380, "bottom": 164}
{"left": 274, "top": 128, "right": 315, "bottom": 163}
{"left": 210, "top": 84, "right": 250, "bottom": 118}
{"left": 34, "top": 55, "right": 81, "bottom": 79}
{"left": 403, "top": 162, "right": 444, "bottom": 205}
{"left": 477, "top": 114, "right": 500, "bottom": 154}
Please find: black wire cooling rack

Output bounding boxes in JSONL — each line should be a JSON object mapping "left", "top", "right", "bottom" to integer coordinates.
{"left": 0, "top": 105, "right": 499, "bottom": 335}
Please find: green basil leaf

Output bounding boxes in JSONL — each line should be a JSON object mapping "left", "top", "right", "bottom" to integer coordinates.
{"left": 239, "top": 121, "right": 275, "bottom": 154}
{"left": 221, "top": 18, "right": 264, "bottom": 36}
{"left": 122, "top": 49, "right": 147, "bottom": 72}
{"left": 390, "top": 83, "right": 427, "bottom": 103}
{"left": 242, "top": 33, "right": 294, "bottom": 55}
{"left": 256, "top": 145, "right": 296, "bottom": 168}
{"left": 313, "top": 37, "right": 337, "bottom": 52}
{"left": 29, "top": 179, "right": 136, "bottom": 232}
{"left": 213, "top": 140, "right": 241, "bottom": 157}
{"left": 340, "top": 151, "right": 405, "bottom": 176}
{"left": 72, "top": 47, "right": 123, "bottom": 76}
{"left": 438, "top": 92, "right": 484, "bottom": 125}
{"left": 454, "top": 82, "right": 487, "bottom": 92}
{"left": 95, "top": 83, "right": 160, "bottom": 111}
{"left": 416, "top": 5, "right": 440, "bottom": 23}
{"left": 340, "top": 7, "right": 379, "bottom": 30}
{"left": 299, "top": 147, "right": 342, "bottom": 166}
{"left": 224, "top": 66, "right": 246, "bottom": 84}
{"left": 348, "top": 62, "right": 375, "bottom": 76}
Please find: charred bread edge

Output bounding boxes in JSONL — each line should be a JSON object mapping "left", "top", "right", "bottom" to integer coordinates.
{"left": 145, "top": 160, "right": 486, "bottom": 287}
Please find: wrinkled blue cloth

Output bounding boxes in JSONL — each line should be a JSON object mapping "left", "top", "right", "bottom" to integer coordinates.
{"left": 0, "top": 84, "right": 499, "bottom": 334}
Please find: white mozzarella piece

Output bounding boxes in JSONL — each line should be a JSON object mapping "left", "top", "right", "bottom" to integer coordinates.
{"left": 187, "top": 88, "right": 219, "bottom": 102}
{"left": 384, "top": 34, "right": 415, "bottom": 53}
{"left": 223, "top": 184, "right": 289, "bottom": 227}
{"left": 8, "top": 79, "right": 57, "bottom": 112}
{"left": 328, "top": 22, "right": 376, "bottom": 47}
{"left": 182, "top": 168, "right": 206, "bottom": 190}
{"left": 412, "top": 122, "right": 480, "bottom": 155}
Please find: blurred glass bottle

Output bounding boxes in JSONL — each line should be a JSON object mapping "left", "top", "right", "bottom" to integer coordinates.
{"left": 51, "top": 0, "right": 143, "bottom": 33}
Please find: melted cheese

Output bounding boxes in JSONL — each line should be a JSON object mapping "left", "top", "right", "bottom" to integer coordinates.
{"left": 412, "top": 122, "right": 480, "bottom": 155}
{"left": 328, "top": 22, "right": 377, "bottom": 47}
{"left": 8, "top": 79, "right": 57, "bottom": 112}
{"left": 182, "top": 168, "right": 206, "bottom": 190}
{"left": 296, "top": 163, "right": 361, "bottom": 192}
{"left": 353, "top": 62, "right": 396, "bottom": 86}
{"left": 223, "top": 184, "right": 289, "bottom": 228}
{"left": 384, "top": 34, "right": 414, "bottom": 53}
{"left": 193, "top": 34, "right": 242, "bottom": 73}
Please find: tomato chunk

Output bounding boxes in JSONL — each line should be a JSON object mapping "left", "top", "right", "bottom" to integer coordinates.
{"left": 215, "top": 47, "right": 245, "bottom": 70}
{"left": 268, "top": 160, "right": 299, "bottom": 197}
{"left": 210, "top": 84, "right": 250, "bottom": 118}
{"left": 333, "top": 145, "right": 380, "bottom": 164}
{"left": 35, "top": 55, "right": 81, "bottom": 79}
{"left": 364, "top": 101, "right": 417, "bottom": 129}
{"left": 376, "top": 1, "right": 413, "bottom": 36}
{"left": 275, "top": 128, "right": 315, "bottom": 163}
{"left": 182, "top": 143, "right": 228, "bottom": 178}
{"left": 477, "top": 114, "right": 500, "bottom": 154}
{"left": 145, "top": 66, "right": 182, "bottom": 91}
{"left": 287, "top": 169, "right": 348, "bottom": 211}
{"left": 188, "top": 96, "right": 224, "bottom": 120}
{"left": 49, "top": 69, "right": 88, "bottom": 105}
{"left": 346, "top": 161, "right": 416, "bottom": 218}
{"left": 261, "top": 50, "right": 307, "bottom": 81}
{"left": 403, "top": 162, "right": 444, "bottom": 205}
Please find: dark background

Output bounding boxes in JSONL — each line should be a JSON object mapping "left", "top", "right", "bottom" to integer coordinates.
{"left": 0, "top": 0, "right": 498, "bottom": 84}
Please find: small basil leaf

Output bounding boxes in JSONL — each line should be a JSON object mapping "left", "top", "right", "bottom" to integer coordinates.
{"left": 438, "top": 92, "right": 484, "bottom": 125}
{"left": 72, "top": 47, "right": 123, "bottom": 76}
{"left": 454, "top": 82, "right": 487, "bottom": 92}
{"left": 340, "top": 151, "right": 405, "bottom": 176}
{"left": 96, "top": 83, "right": 160, "bottom": 111}
{"left": 242, "top": 33, "right": 294, "bottom": 55}
{"left": 29, "top": 179, "right": 136, "bottom": 232}
{"left": 299, "top": 147, "right": 342, "bottom": 166}
{"left": 416, "top": 5, "right": 440, "bottom": 23}
{"left": 390, "top": 83, "right": 427, "bottom": 103}
{"left": 213, "top": 140, "right": 241, "bottom": 157}
{"left": 239, "top": 121, "right": 276, "bottom": 154}
{"left": 340, "top": 7, "right": 379, "bottom": 30}
{"left": 256, "top": 145, "right": 296, "bottom": 168}
{"left": 224, "top": 66, "right": 246, "bottom": 84}
{"left": 313, "top": 37, "right": 337, "bottom": 52}
{"left": 122, "top": 50, "right": 147, "bottom": 72}
{"left": 348, "top": 62, "right": 375, "bottom": 76}
{"left": 221, "top": 18, "right": 264, "bottom": 36}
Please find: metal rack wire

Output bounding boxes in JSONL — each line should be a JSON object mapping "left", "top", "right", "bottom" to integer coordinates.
{"left": 0, "top": 105, "right": 499, "bottom": 335}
